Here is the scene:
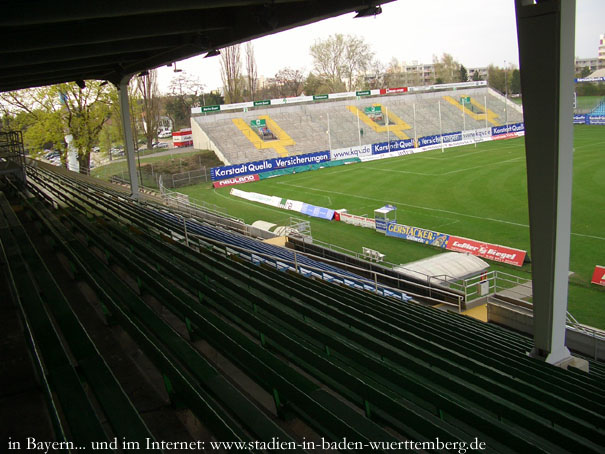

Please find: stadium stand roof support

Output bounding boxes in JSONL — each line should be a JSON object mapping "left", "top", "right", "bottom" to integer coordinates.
{"left": 117, "top": 75, "right": 140, "bottom": 199}
{"left": 515, "top": 0, "right": 576, "bottom": 366}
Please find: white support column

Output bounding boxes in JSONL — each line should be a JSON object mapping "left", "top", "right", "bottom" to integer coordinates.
{"left": 515, "top": 0, "right": 575, "bottom": 365}
{"left": 118, "top": 75, "right": 139, "bottom": 200}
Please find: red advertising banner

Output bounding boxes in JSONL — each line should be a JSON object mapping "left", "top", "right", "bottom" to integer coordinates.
{"left": 213, "top": 174, "right": 259, "bottom": 188}
{"left": 492, "top": 132, "right": 524, "bottom": 141}
{"left": 446, "top": 235, "right": 526, "bottom": 266}
{"left": 591, "top": 265, "right": 605, "bottom": 286}
{"left": 379, "top": 87, "right": 409, "bottom": 95}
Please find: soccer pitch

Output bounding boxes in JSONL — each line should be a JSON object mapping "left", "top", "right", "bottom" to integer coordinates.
{"left": 179, "top": 125, "right": 605, "bottom": 328}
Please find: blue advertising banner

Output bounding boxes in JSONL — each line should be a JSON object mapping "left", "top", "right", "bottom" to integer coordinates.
{"left": 491, "top": 122, "right": 525, "bottom": 136}
{"left": 575, "top": 76, "right": 605, "bottom": 83}
{"left": 372, "top": 138, "right": 415, "bottom": 155}
{"left": 375, "top": 218, "right": 388, "bottom": 233}
{"left": 211, "top": 150, "right": 331, "bottom": 181}
{"left": 586, "top": 115, "right": 605, "bottom": 125}
{"left": 300, "top": 203, "right": 335, "bottom": 220}
{"left": 441, "top": 131, "right": 462, "bottom": 143}
{"left": 385, "top": 222, "right": 450, "bottom": 248}
{"left": 417, "top": 131, "right": 462, "bottom": 147}
{"left": 574, "top": 114, "right": 587, "bottom": 124}
{"left": 417, "top": 134, "right": 441, "bottom": 147}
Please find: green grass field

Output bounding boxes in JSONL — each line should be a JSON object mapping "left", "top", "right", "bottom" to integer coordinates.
{"left": 177, "top": 125, "right": 605, "bottom": 328}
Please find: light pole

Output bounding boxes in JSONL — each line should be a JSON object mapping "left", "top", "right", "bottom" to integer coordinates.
{"left": 504, "top": 60, "right": 509, "bottom": 125}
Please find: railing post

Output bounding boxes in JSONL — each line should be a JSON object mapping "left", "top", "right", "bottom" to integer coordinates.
{"left": 183, "top": 216, "right": 189, "bottom": 247}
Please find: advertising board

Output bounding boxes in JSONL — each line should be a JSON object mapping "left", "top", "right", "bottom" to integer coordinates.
{"left": 212, "top": 174, "right": 259, "bottom": 188}
{"left": 586, "top": 115, "right": 605, "bottom": 125}
{"left": 385, "top": 222, "right": 450, "bottom": 247}
{"left": 491, "top": 122, "right": 525, "bottom": 137}
{"left": 417, "top": 131, "right": 462, "bottom": 148}
{"left": 446, "top": 235, "right": 526, "bottom": 266}
{"left": 591, "top": 265, "right": 605, "bottom": 286}
{"left": 372, "top": 138, "right": 415, "bottom": 155}
{"left": 300, "top": 203, "right": 335, "bottom": 220}
{"left": 339, "top": 212, "right": 376, "bottom": 229}
{"left": 211, "top": 150, "right": 331, "bottom": 181}
{"left": 230, "top": 188, "right": 283, "bottom": 207}
{"left": 330, "top": 144, "right": 373, "bottom": 160}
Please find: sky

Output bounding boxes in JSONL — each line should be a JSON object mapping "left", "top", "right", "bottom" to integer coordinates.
{"left": 156, "top": 0, "right": 605, "bottom": 94}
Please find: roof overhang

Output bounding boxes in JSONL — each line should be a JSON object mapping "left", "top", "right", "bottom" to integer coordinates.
{"left": 0, "top": 1, "right": 395, "bottom": 92}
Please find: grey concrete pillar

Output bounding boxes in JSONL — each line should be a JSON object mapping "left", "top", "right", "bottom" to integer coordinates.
{"left": 118, "top": 75, "right": 139, "bottom": 199}
{"left": 514, "top": 0, "right": 575, "bottom": 364}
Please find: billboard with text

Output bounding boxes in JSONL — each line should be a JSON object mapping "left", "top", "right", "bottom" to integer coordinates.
{"left": 211, "top": 151, "right": 330, "bottom": 181}
{"left": 446, "top": 235, "right": 526, "bottom": 266}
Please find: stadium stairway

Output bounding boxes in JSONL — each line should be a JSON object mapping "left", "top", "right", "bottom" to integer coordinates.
{"left": 232, "top": 116, "right": 295, "bottom": 157}
{"left": 346, "top": 105, "right": 412, "bottom": 140}
{"left": 442, "top": 96, "right": 501, "bottom": 127}
{"left": 8, "top": 163, "right": 604, "bottom": 453}
{"left": 590, "top": 99, "right": 605, "bottom": 115}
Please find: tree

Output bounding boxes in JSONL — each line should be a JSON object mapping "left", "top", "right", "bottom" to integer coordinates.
{"left": 165, "top": 71, "right": 204, "bottom": 130}
{"left": 459, "top": 65, "right": 468, "bottom": 82}
{"left": 302, "top": 73, "right": 332, "bottom": 96}
{"left": 360, "top": 59, "right": 386, "bottom": 90}
{"left": 510, "top": 69, "right": 521, "bottom": 95}
{"left": 433, "top": 53, "right": 461, "bottom": 84}
{"left": 245, "top": 42, "right": 258, "bottom": 101}
{"left": 580, "top": 66, "right": 591, "bottom": 78}
{"left": 135, "top": 69, "right": 160, "bottom": 151}
{"left": 220, "top": 44, "right": 244, "bottom": 103}
{"left": 0, "top": 82, "right": 112, "bottom": 172}
{"left": 487, "top": 64, "right": 506, "bottom": 93}
{"left": 274, "top": 68, "right": 305, "bottom": 97}
{"left": 310, "top": 34, "right": 373, "bottom": 91}
{"left": 472, "top": 70, "right": 482, "bottom": 81}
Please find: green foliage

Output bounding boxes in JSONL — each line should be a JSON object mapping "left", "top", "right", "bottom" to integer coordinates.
{"left": 575, "top": 82, "right": 605, "bottom": 97}
{"left": 433, "top": 53, "right": 462, "bottom": 84}
{"left": 459, "top": 65, "right": 468, "bottom": 83}
{"left": 510, "top": 69, "right": 521, "bottom": 95}
{"left": 310, "top": 34, "right": 373, "bottom": 91}
{"left": 1, "top": 81, "right": 112, "bottom": 169}
{"left": 303, "top": 73, "right": 343, "bottom": 96}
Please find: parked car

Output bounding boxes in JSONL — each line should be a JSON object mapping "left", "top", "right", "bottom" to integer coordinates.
{"left": 152, "top": 142, "right": 169, "bottom": 149}
{"left": 44, "top": 150, "right": 60, "bottom": 160}
{"left": 158, "top": 129, "right": 172, "bottom": 139}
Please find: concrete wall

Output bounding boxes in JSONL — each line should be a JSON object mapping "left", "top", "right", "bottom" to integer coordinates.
{"left": 487, "top": 303, "right": 605, "bottom": 361}
{"left": 190, "top": 116, "right": 230, "bottom": 165}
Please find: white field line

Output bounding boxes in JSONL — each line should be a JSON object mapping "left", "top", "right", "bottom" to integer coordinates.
{"left": 363, "top": 157, "right": 524, "bottom": 177}
{"left": 274, "top": 182, "right": 605, "bottom": 241}
{"left": 574, "top": 140, "right": 605, "bottom": 150}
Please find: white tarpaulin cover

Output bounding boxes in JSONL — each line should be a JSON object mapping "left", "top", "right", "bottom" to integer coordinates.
{"left": 394, "top": 252, "right": 489, "bottom": 285}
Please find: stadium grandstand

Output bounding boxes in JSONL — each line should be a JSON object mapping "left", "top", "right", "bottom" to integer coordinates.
{"left": 192, "top": 86, "right": 523, "bottom": 165}
{"left": 1, "top": 0, "right": 603, "bottom": 452}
